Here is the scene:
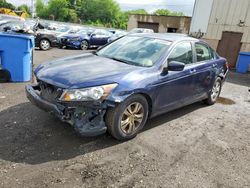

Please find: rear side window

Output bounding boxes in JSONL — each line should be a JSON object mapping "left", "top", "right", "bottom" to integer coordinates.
{"left": 168, "top": 42, "right": 193, "bottom": 65}
{"left": 195, "top": 43, "right": 213, "bottom": 62}
{"left": 210, "top": 47, "right": 220, "bottom": 59}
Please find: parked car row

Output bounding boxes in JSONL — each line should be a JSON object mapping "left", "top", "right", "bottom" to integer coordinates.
{"left": 0, "top": 17, "right": 156, "bottom": 51}
{"left": 0, "top": 18, "right": 129, "bottom": 51}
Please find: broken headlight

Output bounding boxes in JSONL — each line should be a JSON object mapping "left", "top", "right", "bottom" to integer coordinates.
{"left": 59, "top": 83, "right": 118, "bottom": 102}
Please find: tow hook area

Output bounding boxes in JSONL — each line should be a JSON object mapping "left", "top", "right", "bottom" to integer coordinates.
{"left": 73, "top": 107, "right": 107, "bottom": 137}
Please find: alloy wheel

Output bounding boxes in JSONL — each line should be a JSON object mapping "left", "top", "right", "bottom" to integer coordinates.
{"left": 211, "top": 81, "right": 221, "bottom": 101}
{"left": 40, "top": 39, "right": 50, "bottom": 50}
{"left": 120, "top": 102, "right": 144, "bottom": 134}
{"left": 81, "top": 40, "right": 88, "bottom": 50}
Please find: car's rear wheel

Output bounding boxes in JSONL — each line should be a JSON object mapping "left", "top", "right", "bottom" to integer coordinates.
{"left": 204, "top": 77, "right": 222, "bottom": 105}
{"left": 39, "top": 39, "right": 51, "bottom": 51}
{"left": 80, "top": 40, "right": 89, "bottom": 50}
{"left": 105, "top": 94, "right": 149, "bottom": 140}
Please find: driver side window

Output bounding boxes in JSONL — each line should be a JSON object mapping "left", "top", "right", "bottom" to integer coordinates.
{"left": 168, "top": 42, "right": 193, "bottom": 65}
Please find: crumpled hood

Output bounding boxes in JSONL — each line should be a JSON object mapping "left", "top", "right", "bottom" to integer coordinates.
{"left": 35, "top": 53, "right": 140, "bottom": 89}
{"left": 36, "top": 29, "right": 59, "bottom": 35}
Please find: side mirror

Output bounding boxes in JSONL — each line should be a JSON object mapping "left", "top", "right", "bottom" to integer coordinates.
{"left": 163, "top": 61, "right": 185, "bottom": 73}
{"left": 3, "top": 26, "right": 11, "bottom": 32}
{"left": 91, "top": 33, "right": 96, "bottom": 37}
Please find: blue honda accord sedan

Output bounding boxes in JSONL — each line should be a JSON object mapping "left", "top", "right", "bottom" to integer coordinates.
{"left": 58, "top": 28, "right": 112, "bottom": 50}
{"left": 26, "top": 33, "right": 228, "bottom": 140}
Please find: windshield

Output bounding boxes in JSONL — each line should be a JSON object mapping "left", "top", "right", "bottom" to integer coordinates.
{"left": 77, "top": 29, "right": 92, "bottom": 35}
{"left": 56, "top": 26, "right": 70, "bottom": 33}
{"left": 96, "top": 36, "right": 171, "bottom": 67}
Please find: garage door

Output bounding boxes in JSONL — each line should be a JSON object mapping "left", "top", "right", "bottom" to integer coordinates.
{"left": 138, "top": 22, "right": 159, "bottom": 33}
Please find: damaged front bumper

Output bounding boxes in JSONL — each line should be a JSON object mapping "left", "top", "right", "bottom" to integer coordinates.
{"left": 25, "top": 84, "right": 108, "bottom": 137}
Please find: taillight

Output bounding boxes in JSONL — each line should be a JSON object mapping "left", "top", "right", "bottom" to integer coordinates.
{"left": 225, "top": 62, "right": 229, "bottom": 70}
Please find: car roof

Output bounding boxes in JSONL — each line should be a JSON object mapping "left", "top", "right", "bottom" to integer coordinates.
{"left": 129, "top": 33, "right": 199, "bottom": 43}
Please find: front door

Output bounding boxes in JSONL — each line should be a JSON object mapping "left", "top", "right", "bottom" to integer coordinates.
{"left": 154, "top": 42, "right": 196, "bottom": 114}
{"left": 90, "top": 30, "right": 110, "bottom": 46}
{"left": 217, "top": 31, "right": 243, "bottom": 67}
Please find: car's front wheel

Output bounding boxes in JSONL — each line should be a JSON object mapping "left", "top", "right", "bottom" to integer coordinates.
{"left": 39, "top": 39, "right": 51, "bottom": 51}
{"left": 80, "top": 40, "right": 89, "bottom": 50}
{"left": 204, "top": 77, "right": 222, "bottom": 105}
{"left": 105, "top": 94, "right": 149, "bottom": 140}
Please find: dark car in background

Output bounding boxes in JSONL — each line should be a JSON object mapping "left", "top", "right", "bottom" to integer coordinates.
{"left": 26, "top": 33, "right": 228, "bottom": 140}
{"left": 58, "top": 28, "right": 112, "bottom": 50}
{"left": 35, "top": 30, "right": 58, "bottom": 50}
{"left": 35, "top": 25, "right": 81, "bottom": 50}
{"left": 0, "top": 20, "right": 57, "bottom": 50}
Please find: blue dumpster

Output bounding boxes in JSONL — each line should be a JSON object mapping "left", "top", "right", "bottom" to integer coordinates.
{"left": 236, "top": 52, "right": 250, "bottom": 73}
{"left": 0, "top": 33, "right": 34, "bottom": 82}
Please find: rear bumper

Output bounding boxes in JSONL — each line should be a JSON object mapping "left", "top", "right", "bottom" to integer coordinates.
{"left": 25, "top": 85, "right": 107, "bottom": 137}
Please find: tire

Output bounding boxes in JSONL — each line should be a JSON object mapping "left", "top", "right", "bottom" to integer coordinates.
{"left": 80, "top": 40, "right": 89, "bottom": 50}
{"left": 204, "top": 77, "right": 222, "bottom": 105}
{"left": 39, "top": 39, "right": 51, "bottom": 51}
{"left": 105, "top": 94, "right": 149, "bottom": 140}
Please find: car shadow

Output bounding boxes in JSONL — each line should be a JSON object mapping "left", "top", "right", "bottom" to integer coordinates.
{"left": 0, "top": 101, "right": 206, "bottom": 165}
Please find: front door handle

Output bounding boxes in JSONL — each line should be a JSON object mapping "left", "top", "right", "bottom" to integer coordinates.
{"left": 190, "top": 68, "right": 196, "bottom": 73}
{"left": 212, "top": 64, "right": 217, "bottom": 68}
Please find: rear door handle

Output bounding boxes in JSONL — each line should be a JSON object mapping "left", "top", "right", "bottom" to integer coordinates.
{"left": 212, "top": 64, "right": 217, "bottom": 68}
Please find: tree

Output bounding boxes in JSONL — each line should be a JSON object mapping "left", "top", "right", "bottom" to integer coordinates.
{"left": 17, "top": 4, "right": 31, "bottom": 15}
{"left": 36, "top": 0, "right": 49, "bottom": 18}
{"left": 154, "top": 9, "right": 170, "bottom": 16}
{"left": 77, "top": 0, "right": 121, "bottom": 26}
{"left": 47, "top": 0, "right": 69, "bottom": 21}
{"left": 154, "top": 9, "right": 185, "bottom": 16}
{"left": 169, "top": 11, "right": 185, "bottom": 16}
{"left": 36, "top": 0, "right": 77, "bottom": 22}
{"left": 125, "top": 9, "right": 148, "bottom": 15}
{"left": 0, "top": 0, "right": 15, "bottom": 9}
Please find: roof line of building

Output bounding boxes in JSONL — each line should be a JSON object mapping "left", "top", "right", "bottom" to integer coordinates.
{"left": 128, "top": 14, "right": 192, "bottom": 18}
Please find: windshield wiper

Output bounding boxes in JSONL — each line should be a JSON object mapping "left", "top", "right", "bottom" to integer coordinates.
{"left": 109, "top": 57, "right": 138, "bottom": 66}
{"left": 92, "top": 51, "right": 98, "bottom": 56}
{"left": 97, "top": 54, "right": 141, "bottom": 66}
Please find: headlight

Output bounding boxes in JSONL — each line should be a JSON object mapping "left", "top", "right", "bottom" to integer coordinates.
{"left": 69, "top": 37, "right": 80, "bottom": 41}
{"left": 59, "top": 83, "right": 118, "bottom": 102}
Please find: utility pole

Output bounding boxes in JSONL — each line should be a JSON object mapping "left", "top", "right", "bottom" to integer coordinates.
{"left": 31, "top": 0, "right": 35, "bottom": 18}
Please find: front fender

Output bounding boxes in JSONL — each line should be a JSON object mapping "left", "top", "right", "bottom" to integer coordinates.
{"left": 106, "top": 88, "right": 153, "bottom": 106}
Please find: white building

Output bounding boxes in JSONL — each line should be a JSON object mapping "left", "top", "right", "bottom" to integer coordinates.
{"left": 190, "top": 0, "right": 250, "bottom": 67}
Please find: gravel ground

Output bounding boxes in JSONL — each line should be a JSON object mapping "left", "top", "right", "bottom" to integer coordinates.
{"left": 0, "top": 48, "right": 250, "bottom": 188}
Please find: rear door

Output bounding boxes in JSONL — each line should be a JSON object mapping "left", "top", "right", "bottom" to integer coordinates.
{"left": 90, "top": 30, "right": 110, "bottom": 46}
{"left": 191, "top": 42, "right": 217, "bottom": 99}
{"left": 89, "top": 30, "right": 103, "bottom": 46}
{"left": 99, "top": 30, "right": 111, "bottom": 45}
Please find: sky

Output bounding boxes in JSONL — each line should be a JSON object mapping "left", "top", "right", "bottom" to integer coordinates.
{"left": 6, "top": 0, "right": 195, "bottom": 16}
